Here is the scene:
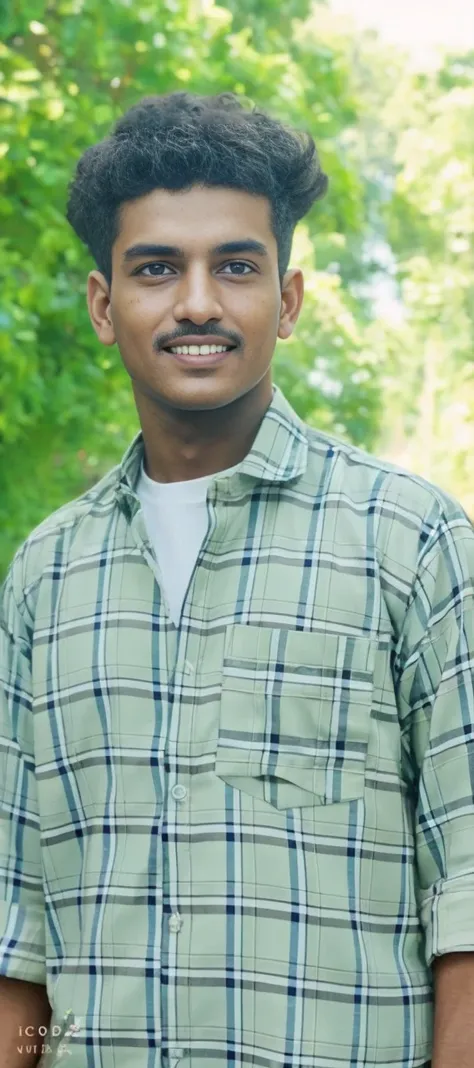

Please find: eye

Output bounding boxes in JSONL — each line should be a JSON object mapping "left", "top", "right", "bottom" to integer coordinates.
{"left": 220, "top": 261, "right": 255, "bottom": 275}
{"left": 135, "top": 263, "right": 173, "bottom": 277}
{"left": 134, "top": 260, "right": 255, "bottom": 278}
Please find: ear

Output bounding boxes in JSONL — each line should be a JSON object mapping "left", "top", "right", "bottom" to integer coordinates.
{"left": 87, "top": 271, "right": 116, "bottom": 346}
{"left": 278, "top": 268, "right": 304, "bottom": 341}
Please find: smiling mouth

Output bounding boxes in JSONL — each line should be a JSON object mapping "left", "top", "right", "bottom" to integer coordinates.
{"left": 162, "top": 344, "right": 237, "bottom": 355}
{"left": 164, "top": 346, "right": 237, "bottom": 368}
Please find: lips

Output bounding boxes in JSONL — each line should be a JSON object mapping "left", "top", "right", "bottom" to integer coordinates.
{"left": 168, "top": 348, "right": 235, "bottom": 367}
{"left": 162, "top": 344, "right": 236, "bottom": 353}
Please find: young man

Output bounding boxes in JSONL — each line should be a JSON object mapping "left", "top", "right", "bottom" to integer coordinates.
{"left": 1, "top": 92, "right": 473, "bottom": 1068}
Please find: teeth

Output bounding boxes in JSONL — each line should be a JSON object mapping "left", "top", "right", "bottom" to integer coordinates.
{"left": 169, "top": 344, "right": 231, "bottom": 355}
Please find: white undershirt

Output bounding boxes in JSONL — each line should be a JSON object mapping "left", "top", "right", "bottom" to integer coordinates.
{"left": 136, "top": 458, "right": 239, "bottom": 626}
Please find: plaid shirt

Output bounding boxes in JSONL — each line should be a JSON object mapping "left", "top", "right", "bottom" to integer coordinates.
{"left": 1, "top": 383, "right": 474, "bottom": 1068}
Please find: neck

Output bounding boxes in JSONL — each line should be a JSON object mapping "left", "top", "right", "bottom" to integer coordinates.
{"left": 137, "top": 379, "right": 273, "bottom": 483}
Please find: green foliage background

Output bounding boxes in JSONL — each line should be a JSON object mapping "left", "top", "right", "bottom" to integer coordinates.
{"left": 1, "top": 0, "right": 473, "bottom": 577}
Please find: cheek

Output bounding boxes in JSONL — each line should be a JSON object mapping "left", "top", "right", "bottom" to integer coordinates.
{"left": 252, "top": 302, "right": 281, "bottom": 343}
{"left": 116, "top": 285, "right": 159, "bottom": 320}
{"left": 111, "top": 300, "right": 150, "bottom": 344}
{"left": 239, "top": 290, "right": 278, "bottom": 327}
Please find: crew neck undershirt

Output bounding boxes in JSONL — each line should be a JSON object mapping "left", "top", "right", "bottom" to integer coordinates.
{"left": 135, "top": 458, "right": 240, "bottom": 625}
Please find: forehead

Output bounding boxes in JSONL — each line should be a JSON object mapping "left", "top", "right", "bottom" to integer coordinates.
{"left": 114, "top": 185, "right": 275, "bottom": 254}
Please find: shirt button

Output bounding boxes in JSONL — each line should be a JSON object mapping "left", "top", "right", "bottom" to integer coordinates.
{"left": 171, "top": 784, "right": 187, "bottom": 802}
{"left": 184, "top": 660, "right": 194, "bottom": 675}
{"left": 168, "top": 913, "right": 182, "bottom": 934}
{"left": 168, "top": 1050, "right": 184, "bottom": 1068}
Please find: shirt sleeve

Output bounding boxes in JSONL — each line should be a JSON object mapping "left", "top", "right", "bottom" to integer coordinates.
{"left": 395, "top": 504, "right": 474, "bottom": 967}
{"left": 0, "top": 563, "right": 46, "bottom": 983}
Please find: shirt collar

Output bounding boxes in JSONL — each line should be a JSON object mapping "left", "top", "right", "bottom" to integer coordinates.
{"left": 116, "top": 384, "right": 309, "bottom": 503}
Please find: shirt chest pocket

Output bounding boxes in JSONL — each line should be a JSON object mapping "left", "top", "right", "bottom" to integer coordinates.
{"left": 215, "top": 625, "right": 376, "bottom": 810}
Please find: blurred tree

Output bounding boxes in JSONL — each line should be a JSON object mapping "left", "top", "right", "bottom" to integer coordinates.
{"left": 376, "top": 53, "right": 474, "bottom": 514}
{"left": 0, "top": 0, "right": 380, "bottom": 576}
{"left": 314, "top": 12, "right": 474, "bottom": 518}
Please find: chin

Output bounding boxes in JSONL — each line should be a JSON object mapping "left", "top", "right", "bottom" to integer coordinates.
{"left": 172, "top": 394, "right": 236, "bottom": 412}
{"left": 165, "top": 381, "right": 245, "bottom": 412}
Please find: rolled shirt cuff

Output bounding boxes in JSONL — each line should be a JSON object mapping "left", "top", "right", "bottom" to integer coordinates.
{"left": 0, "top": 900, "right": 46, "bottom": 984}
{"left": 420, "top": 874, "right": 474, "bottom": 966}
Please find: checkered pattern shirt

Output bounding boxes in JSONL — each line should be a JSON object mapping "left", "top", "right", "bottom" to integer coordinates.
{"left": 1, "top": 384, "right": 474, "bottom": 1068}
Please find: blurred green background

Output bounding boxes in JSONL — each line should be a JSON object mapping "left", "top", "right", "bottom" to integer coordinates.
{"left": 1, "top": 0, "right": 474, "bottom": 579}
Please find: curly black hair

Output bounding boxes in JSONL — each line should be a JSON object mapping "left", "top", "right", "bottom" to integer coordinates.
{"left": 66, "top": 91, "right": 328, "bottom": 289}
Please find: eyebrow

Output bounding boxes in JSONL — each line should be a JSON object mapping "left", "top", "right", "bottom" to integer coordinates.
{"left": 122, "top": 239, "right": 269, "bottom": 264}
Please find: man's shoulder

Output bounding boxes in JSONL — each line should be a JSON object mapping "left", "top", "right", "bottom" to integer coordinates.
{"left": 4, "top": 462, "right": 121, "bottom": 608}
{"left": 305, "top": 424, "right": 468, "bottom": 525}
{"left": 302, "top": 424, "right": 474, "bottom": 587}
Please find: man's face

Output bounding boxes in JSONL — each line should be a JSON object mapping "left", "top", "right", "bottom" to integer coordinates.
{"left": 87, "top": 184, "right": 304, "bottom": 413}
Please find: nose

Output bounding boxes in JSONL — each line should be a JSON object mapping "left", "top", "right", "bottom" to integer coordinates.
{"left": 172, "top": 265, "right": 223, "bottom": 325}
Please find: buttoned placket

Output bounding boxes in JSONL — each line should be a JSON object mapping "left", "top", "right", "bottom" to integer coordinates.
{"left": 118, "top": 475, "right": 236, "bottom": 1066}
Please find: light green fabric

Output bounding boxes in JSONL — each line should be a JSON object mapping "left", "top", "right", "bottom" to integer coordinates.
{"left": 1, "top": 384, "right": 474, "bottom": 1067}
